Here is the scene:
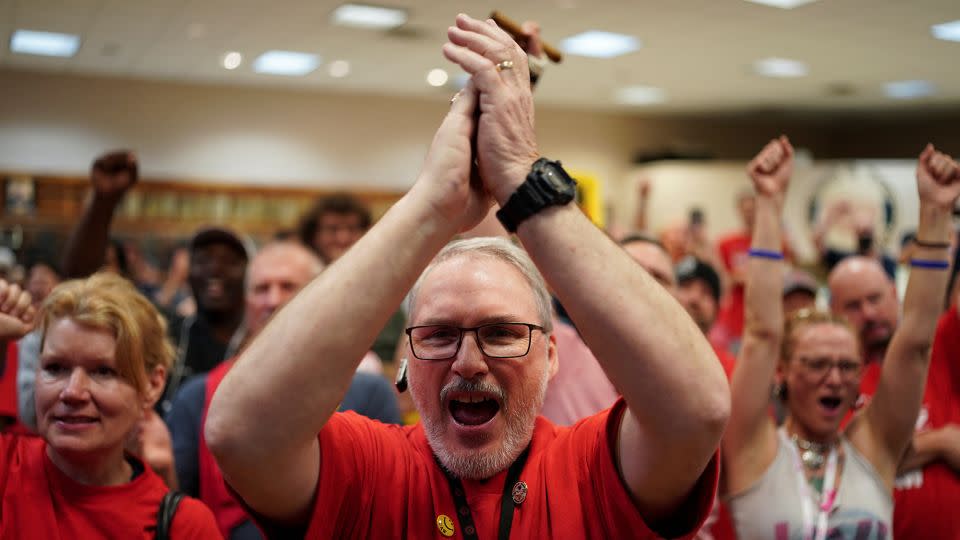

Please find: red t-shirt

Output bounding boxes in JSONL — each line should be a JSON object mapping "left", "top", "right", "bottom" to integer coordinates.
{"left": 714, "top": 232, "right": 752, "bottom": 345}
{"left": 0, "top": 433, "right": 221, "bottom": 539}
{"left": 297, "top": 399, "right": 718, "bottom": 539}
{"left": 857, "top": 307, "right": 960, "bottom": 539}
{"left": 1, "top": 342, "right": 19, "bottom": 421}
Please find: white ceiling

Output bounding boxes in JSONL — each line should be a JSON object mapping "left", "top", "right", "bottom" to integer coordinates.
{"left": 2, "top": 0, "right": 959, "bottom": 113}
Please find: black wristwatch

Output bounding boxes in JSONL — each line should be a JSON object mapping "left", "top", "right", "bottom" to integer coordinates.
{"left": 496, "top": 158, "right": 577, "bottom": 233}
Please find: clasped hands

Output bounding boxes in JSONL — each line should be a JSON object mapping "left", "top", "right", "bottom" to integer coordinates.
{"left": 414, "top": 14, "right": 541, "bottom": 233}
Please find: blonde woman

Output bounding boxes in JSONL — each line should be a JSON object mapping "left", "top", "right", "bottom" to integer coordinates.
{"left": 723, "top": 139, "right": 959, "bottom": 539}
{"left": 0, "top": 273, "right": 220, "bottom": 538}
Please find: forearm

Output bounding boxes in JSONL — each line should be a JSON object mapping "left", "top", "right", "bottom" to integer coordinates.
{"left": 207, "top": 188, "right": 456, "bottom": 461}
{"left": 518, "top": 204, "right": 728, "bottom": 443}
{"left": 895, "top": 206, "right": 954, "bottom": 351}
{"left": 867, "top": 207, "right": 955, "bottom": 465}
{"left": 728, "top": 195, "right": 783, "bottom": 454}
{"left": 634, "top": 199, "right": 649, "bottom": 232}
{"left": 154, "top": 277, "right": 184, "bottom": 309}
{"left": 743, "top": 195, "right": 784, "bottom": 342}
{"left": 62, "top": 194, "right": 120, "bottom": 278}
{"left": 898, "top": 429, "right": 944, "bottom": 473}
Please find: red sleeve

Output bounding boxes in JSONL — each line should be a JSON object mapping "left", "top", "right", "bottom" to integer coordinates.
{"left": 230, "top": 412, "right": 412, "bottom": 539}
{"left": 170, "top": 496, "right": 224, "bottom": 539}
{"left": 717, "top": 236, "right": 735, "bottom": 271}
{"left": 307, "top": 411, "right": 412, "bottom": 538}
{"left": 578, "top": 399, "right": 720, "bottom": 539}
{"left": 929, "top": 307, "right": 960, "bottom": 422}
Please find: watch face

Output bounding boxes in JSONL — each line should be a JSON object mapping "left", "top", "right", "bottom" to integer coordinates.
{"left": 542, "top": 164, "right": 577, "bottom": 198}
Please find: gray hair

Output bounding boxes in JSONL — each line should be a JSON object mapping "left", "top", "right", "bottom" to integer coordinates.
{"left": 244, "top": 240, "right": 324, "bottom": 292}
{"left": 406, "top": 237, "right": 553, "bottom": 333}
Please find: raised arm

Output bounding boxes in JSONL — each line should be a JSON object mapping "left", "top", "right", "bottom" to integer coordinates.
{"left": 852, "top": 145, "right": 960, "bottom": 483}
{"left": 0, "top": 280, "right": 34, "bottom": 344}
{"left": 634, "top": 178, "right": 651, "bottom": 233}
{"left": 723, "top": 137, "right": 793, "bottom": 494}
{"left": 444, "top": 14, "right": 729, "bottom": 528}
{"left": 61, "top": 151, "right": 137, "bottom": 278}
{"left": 204, "top": 80, "right": 491, "bottom": 525}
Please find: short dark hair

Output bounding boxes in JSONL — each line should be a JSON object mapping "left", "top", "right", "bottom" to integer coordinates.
{"left": 297, "top": 193, "right": 372, "bottom": 248}
{"left": 619, "top": 233, "right": 667, "bottom": 252}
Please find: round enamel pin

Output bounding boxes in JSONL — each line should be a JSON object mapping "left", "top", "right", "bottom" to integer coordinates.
{"left": 436, "top": 514, "right": 455, "bottom": 537}
{"left": 511, "top": 481, "right": 528, "bottom": 505}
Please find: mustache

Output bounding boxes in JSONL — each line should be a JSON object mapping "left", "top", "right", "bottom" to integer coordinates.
{"left": 440, "top": 378, "right": 506, "bottom": 405}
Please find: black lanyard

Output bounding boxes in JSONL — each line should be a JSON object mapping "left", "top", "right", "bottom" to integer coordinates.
{"left": 439, "top": 447, "right": 531, "bottom": 540}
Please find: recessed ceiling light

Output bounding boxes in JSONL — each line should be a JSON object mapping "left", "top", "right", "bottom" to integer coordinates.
{"left": 222, "top": 51, "right": 242, "bottom": 70}
{"left": 10, "top": 29, "right": 80, "bottom": 57}
{"left": 328, "top": 60, "right": 350, "bottom": 78}
{"left": 615, "top": 86, "right": 667, "bottom": 106}
{"left": 931, "top": 20, "right": 960, "bottom": 43}
{"left": 427, "top": 68, "right": 448, "bottom": 87}
{"left": 884, "top": 80, "right": 935, "bottom": 100}
{"left": 253, "top": 51, "right": 320, "bottom": 76}
{"left": 754, "top": 57, "right": 808, "bottom": 78}
{"left": 742, "top": 0, "right": 820, "bottom": 8}
{"left": 331, "top": 3, "right": 407, "bottom": 30}
{"left": 560, "top": 31, "right": 640, "bottom": 58}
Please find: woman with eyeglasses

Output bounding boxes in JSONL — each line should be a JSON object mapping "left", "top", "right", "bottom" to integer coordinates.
{"left": 722, "top": 138, "right": 960, "bottom": 539}
{"left": 0, "top": 273, "right": 220, "bottom": 538}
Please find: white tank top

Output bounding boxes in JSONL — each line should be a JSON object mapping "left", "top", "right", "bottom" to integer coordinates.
{"left": 726, "top": 428, "right": 892, "bottom": 540}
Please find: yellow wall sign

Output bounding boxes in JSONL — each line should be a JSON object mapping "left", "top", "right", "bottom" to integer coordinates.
{"left": 571, "top": 171, "right": 604, "bottom": 228}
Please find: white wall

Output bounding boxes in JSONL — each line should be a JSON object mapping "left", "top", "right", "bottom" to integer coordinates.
{"left": 0, "top": 68, "right": 927, "bottom": 252}
{"left": 0, "top": 69, "right": 636, "bottom": 193}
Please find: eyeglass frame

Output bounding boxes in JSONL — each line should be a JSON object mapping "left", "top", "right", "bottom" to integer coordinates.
{"left": 404, "top": 322, "right": 546, "bottom": 361}
{"left": 796, "top": 356, "right": 864, "bottom": 382}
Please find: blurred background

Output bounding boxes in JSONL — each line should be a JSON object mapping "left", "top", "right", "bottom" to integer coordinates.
{"left": 1, "top": 0, "right": 958, "bottom": 271}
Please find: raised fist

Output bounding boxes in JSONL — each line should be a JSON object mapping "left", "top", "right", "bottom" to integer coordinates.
{"left": 747, "top": 136, "right": 794, "bottom": 201}
{"left": 0, "top": 279, "right": 35, "bottom": 342}
{"left": 91, "top": 150, "right": 138, "bottom": 201}
{"left": 917, "top": 144, "right": 960, "bottom": 210}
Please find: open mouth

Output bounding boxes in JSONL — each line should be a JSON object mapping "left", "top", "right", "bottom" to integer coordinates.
{"left": 54, "top": 415, "right": 99, "bottom": 425}
{"left": 448, "top": 394, "right": 501, "bottom": 426}
{"left": 819, "top": 396, "right": 843, "bottom": 411}
{"left": 204, "top": 278, "right": 225, "bottom": 299}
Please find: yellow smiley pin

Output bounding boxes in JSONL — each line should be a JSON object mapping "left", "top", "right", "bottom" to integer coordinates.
{"left": 436, "top": 514, "right": 455, "bottom": 537}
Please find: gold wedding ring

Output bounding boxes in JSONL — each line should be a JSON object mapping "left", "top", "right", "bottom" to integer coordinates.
{"left": 495, "top": 60, "right": 514, "bottom": 71}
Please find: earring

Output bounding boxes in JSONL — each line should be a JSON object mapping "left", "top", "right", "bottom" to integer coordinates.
{"left": 771, "top": 383, "right": 784, "bottom": 400}
{"left": 395, "top": 357, "right": 408, "bottom": 393}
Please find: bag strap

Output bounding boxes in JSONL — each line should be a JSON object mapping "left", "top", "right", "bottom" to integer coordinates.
{"left": 156, "top": 491, "right": 185, "bottom": 540}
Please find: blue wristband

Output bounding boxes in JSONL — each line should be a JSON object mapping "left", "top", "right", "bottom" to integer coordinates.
{"left": 748, "top": 248, "right": 784, "bottom": 260}
{"left": 909, "top": 259, "right": 950, "bottom": 270}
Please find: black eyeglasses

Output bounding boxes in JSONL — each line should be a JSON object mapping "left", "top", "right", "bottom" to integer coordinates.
{"left": 405, "top": 323, "right": 545, "bottom": 361}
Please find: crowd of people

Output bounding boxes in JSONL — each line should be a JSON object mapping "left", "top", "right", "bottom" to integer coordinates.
{"left": 0, "top": 12, "right": 959, "bottom": 540}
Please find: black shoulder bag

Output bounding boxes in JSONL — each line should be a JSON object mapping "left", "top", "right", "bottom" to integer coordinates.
{"left": 156, "top": 491, "right": 185, "bottom": 540}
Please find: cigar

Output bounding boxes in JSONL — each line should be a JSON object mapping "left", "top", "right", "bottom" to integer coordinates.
{"left": 489, "top": 11, "right": 563, "bottom": 63}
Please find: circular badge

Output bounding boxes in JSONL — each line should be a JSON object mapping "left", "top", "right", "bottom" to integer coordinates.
{"left": 436, "top": 514, "right": 455, "bottom": 537}
{"left": 511, "top": 481, "right": 528, "bottom": 505}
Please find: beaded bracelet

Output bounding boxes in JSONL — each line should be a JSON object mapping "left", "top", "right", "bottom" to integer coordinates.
{"left": 748, "top": 248, "right": 784, "bottom": 260}
{"left": 910, "top": 259, "right": 951, "bottom": 270}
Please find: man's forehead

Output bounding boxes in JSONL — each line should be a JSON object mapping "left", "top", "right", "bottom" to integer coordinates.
{"left": 250, "top": 255, "right": 312, "bottom": 283}
{"left": 829, "top": 260, "right": 891, "bottom": 298}
{"left": 411, "top": 255, "right": 538, "bottom": 321}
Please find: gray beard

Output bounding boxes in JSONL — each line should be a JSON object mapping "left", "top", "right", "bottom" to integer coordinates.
{"left": 411, "top": 371, "right": 549, "bottom": 480}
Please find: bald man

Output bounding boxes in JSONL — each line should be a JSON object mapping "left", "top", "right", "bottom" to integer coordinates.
{"left": 829, "top": 248, "right": 960, "bottom": 537}
{"left": 166, "top": 241, "right": 400, "bottom": 540}
{"left": 828, "top": 256, "right": 900, "bottom": 366}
